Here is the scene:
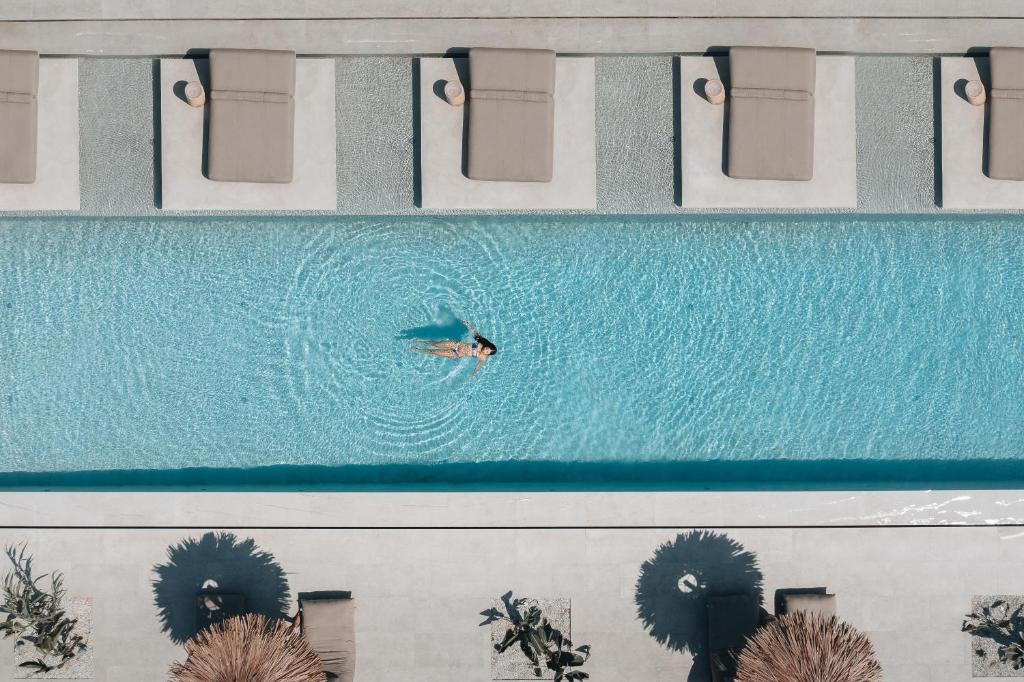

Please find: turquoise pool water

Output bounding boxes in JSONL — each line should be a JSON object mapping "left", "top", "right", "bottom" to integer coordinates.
{"left": 1, "top": 215, "right": 1022, "bottom": 488}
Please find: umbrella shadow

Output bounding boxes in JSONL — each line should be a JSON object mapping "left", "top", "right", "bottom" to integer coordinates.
{"left": 634, "top": 530, "right": 763, "bottom": 682}
{"left": 152, "top": 531, "right": 290, "bottom": 644}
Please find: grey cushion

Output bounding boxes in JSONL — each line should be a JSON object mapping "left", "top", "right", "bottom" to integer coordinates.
{"left": 301, "top": 596, "right": 355, "bottom": 682}
{"left": 988, "top": 47, "right": 1024, "bottom": 180}
{"left": 468, "top": 47, "right": 555, "bottom": 182}
{"left": 0, "top": 50, "right": 39, "bottom": 184}
{"left": 727, "top": 46, "right": 816, "bottom": 181}
{"left": 782, "top": 592, "right": 836, "bottom": 617}
{"left": 207, "top": 48, "right": 295, "bottom": 183}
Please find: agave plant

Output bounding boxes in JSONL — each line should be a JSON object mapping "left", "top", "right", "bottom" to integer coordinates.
{"left": 962, "top": 599, "right": 1024, "bottom": 669}
{"left": 169, "top": 613, "right": 325, "bottom": 682}
{"left": 481, "top": 591, "right": 591, "bottom": 681}
{"left": 0, "top": 543, "right": 86, "bottom": 674}
{"left": 735, "top": 611, "right": 881, "bottom": 682}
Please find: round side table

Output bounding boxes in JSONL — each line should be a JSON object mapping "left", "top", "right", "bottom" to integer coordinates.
{"left": 444, "top": 80, "right": 465, "bottom": 107}
{"left": 704, "top": 78, "right": 725, "bottom": 105}
{"left": 965, "top": 79, "right": 986, "bottom": 106}
{"left": 185, "top": 81, "right": 205, "bottom": 107}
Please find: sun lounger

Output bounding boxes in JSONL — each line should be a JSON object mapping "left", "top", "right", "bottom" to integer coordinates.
{"left": 207, "top": 48, "right": 295, "bottom": 183}
{"left": 707, "top": 594, "right": 762, "bottom": 682}
{"left": 299, "top": 591, "right": 355, "bottom": 682}
{"left": 987, "top": 47, "right": 1024, "bottom": 180}
{"left": 775, "top": 588, "right": 837, "bottom": 617}
{"left": 467, "top": 47, "right": 555, "bottom": 182}
{"left": 727, "top": 46, "right": 816, "bottom": 181}
{"left": 0, "top": 50, "right": 39, "bottom": 184}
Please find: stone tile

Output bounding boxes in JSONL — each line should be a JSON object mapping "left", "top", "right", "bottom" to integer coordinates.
{"left": 595, "top": 56, "right": 674, "bottom": 213}
{"left": 78, "top": 58, "right": 159, "bottom": 215}
{"left": 336, "top": 57, "right": 414, "bottom": 213}
{"left": 856, "top": 56, "right": 937, "bottom": 212}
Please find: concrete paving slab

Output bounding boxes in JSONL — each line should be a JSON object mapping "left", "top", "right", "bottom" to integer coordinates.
{"left": 8, "top": 1, "right": 1024, "bottom": 21}
{"left": 2, "top": 490, "right": 1024, "bottom": 528}
{"left": 419, "top": 56, "right": 596, "bottom": 210}
{"left": 9, "top": 17, "right": 1024, "bottom": 56}
{"left": 678, "top": 56, "right": 857, "bottom": 209}
{"left": 0, "top": 59, "right": 79, "bottom": 211}
{"left": 159, "top": 57, "right": 336, "bottom": 211}
{"left": 939, "top": 57, "right": 1024, "bottom": 210}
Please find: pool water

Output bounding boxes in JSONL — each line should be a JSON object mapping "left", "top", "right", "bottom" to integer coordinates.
{"left": 1, "top": 215, "right": 1022, "bottom": 486}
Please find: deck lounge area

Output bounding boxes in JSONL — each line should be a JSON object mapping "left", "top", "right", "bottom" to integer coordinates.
{"left": 1, "top": 490, "right": 1022, "bottom": 681}
{"left": 0, "top": 3, "right": 1023, "bottom": 214}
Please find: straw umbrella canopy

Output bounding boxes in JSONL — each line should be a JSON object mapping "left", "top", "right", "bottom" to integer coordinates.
{"left": 735, "top": 611, "right": 882, "bottom": 682}
{"left": 169, "top": 613, "right": 325, "bottom": 682}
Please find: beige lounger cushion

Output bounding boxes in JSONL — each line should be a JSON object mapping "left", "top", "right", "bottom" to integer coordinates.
{"left": 468, "top": 47, "right": 555, "bottom": 182}
{"left": 782, "top": 592, "right": 836, "bottom": 616}
{"left": 727, "top": 46, "right": 816, "bottom": 181}
{"left": 0, "top": 50, "right": 39, "bottom": 184}
{"left": 988, "top": 47, "right": 1024, "bottom": 181}
{"left": 302, "top": 597, "right": 355, "bottom": 682}
{"left": 207, "top": 48, "right": 295, "bottom": 183}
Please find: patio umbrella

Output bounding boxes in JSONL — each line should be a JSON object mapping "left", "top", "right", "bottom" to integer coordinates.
{"left": 735, "top": 611, "right": 882, "bottom": 682}
{"left": 169, "top": 613, "right": 325, "bottom": 682}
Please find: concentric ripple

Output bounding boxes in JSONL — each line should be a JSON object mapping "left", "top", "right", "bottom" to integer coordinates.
{"left": 279, "top": 218, "right": 558, "bottom": 462}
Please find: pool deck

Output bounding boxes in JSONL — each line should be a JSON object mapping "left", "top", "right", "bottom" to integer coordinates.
{"left": 1, "top": 490, "right": 1022, "bottom": 681}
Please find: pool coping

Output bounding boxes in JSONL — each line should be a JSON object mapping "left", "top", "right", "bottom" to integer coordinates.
{"left": 2, "top": 489, "right": 1022, "bottom": 527}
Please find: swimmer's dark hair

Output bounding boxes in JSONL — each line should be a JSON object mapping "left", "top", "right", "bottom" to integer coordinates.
{"left": 474, "top": 334, "right": 497, "bottom": 355}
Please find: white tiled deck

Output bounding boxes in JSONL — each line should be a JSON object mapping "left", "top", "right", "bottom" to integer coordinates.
{"left": 159, "top": 57, "right": 337, "bottom": 211}
{"left": 0, "top": 59, "right": 79, "bottom": 211}
{"left": 0, "top": 491, "right": 1021, "bottom": 681}
{"left": 419, "top": 57, "right": 597, "bottom": 210}
{"left": 938, "top": 57, "right": 1024, "bottom": 210}
{"left": 679, "top": 56, "right": 857, "bottom": 209}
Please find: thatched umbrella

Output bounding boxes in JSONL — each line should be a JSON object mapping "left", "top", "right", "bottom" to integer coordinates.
{"left": 735, "top": 611, "right": 882, "bottom": 682}
{"left": 169, "top": 613, "right": 325, "bottom": 682}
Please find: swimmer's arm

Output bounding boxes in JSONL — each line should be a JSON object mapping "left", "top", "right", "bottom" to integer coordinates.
{"left": 472, "top": 355, "right": 487, "bottom": 377}
{"left": 461, "top": 319, "right": 480, "bottom": 336}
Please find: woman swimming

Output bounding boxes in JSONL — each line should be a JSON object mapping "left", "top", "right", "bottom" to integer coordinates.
{"left": 408, "top": 319, "right": 497, "bottom": 376}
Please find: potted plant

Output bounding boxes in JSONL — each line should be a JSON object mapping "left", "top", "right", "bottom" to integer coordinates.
{"left": 482, "top": 591, "right": 591, "bottom": 681}
{"left": 962, "top": 598, "right": 1024, "bottom": 670}
{"left": 0, "top": 544, "right": 87, "bottom": 674}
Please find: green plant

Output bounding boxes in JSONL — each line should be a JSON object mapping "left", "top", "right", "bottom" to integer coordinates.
{"left": 0, "top": 544, "right": 86, "bottom": 673}
{"left": 481, "top": 591, "right": 590, "bottom": 681}
{"left": 963, "top": 599, "right": 1024, "bottom": 669}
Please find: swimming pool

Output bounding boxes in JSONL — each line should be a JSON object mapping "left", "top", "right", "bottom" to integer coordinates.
{"left": 1, "top": 215, "right": 1022, "bottom": 488}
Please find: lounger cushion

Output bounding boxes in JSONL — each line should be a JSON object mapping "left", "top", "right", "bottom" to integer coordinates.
{"left": 208, "top": 49, "right": 295, "bottom": 183}
{"left": 0, "top": 50, "right": 39, "bottom": 184}
{"left": 468, "top": 47, "right": 555, "bottom": 182}
{"left": 302, "top": 596, "right": 355, "bottom": 682}
{"left": 988, "top": 47, "right": 1024, "bottom": 181}
{"left": 727, "top": 46, "right": 816, "bottom": 181}
{"left": 782, "top": 592, "right": 836, "bottom": 617}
